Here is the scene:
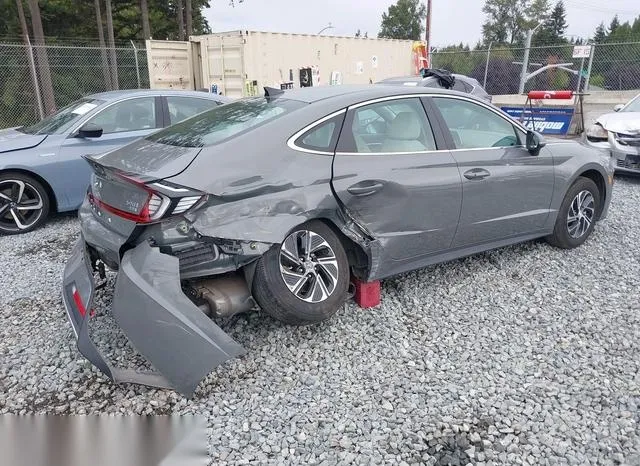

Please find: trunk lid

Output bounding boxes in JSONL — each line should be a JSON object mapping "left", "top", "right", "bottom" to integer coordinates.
{"left": 87, "top": 138, "right": 203, "bottom": 181}
{"left": 82, "top": 150, "right": 206, "bottom": 241}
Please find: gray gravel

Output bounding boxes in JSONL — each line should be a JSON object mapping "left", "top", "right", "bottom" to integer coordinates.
{"left": 1, "top": 178, "right": 640, "bottom": 465}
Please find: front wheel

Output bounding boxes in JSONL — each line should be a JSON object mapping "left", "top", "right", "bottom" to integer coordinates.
{"left": 252, "top": 220, "right": 350, "bottom": 325}
{"left": 546, "top": 176, "right": 600, "bottom": 249}
{"left": 0, "top": 173, "right": 50, "bottom": 235}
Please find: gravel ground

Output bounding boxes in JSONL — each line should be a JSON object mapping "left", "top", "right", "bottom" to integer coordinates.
{"left": 1, "top": 177, "right": 639, "bottom": 466}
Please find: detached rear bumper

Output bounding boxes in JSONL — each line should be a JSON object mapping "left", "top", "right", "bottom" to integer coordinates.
{"left": 62, "top": 238, "right": 245, "bottom": 398}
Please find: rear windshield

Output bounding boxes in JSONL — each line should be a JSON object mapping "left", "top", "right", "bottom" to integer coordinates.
{"left": 147, "top": 97, "right": 306, "bottom": 147}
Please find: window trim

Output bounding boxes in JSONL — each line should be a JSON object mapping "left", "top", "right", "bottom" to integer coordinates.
{"left": 288, "top": 93, "right": 530, "bottom": 155}
{"left": 68, "top": 95, "right": 161, "bottom": 137}
{"left": 287, "top": 109, "right": 347, "bottom": 155}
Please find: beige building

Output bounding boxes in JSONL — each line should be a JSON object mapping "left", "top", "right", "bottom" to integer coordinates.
{"left": 146, "top": 30, "right": 415, "bottom": 98}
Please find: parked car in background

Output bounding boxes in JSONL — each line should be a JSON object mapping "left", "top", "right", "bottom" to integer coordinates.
{"left": 377, "top": 70, "right": 492, "bottom": 102}
{"left": 586, "top": 92, "right": 640, "bottom": 174}
{"left": 62, "top": 85, "right": 613, "bottom": 396}
{"left": 0, "top": 89, "right": 230, "bottom": 234}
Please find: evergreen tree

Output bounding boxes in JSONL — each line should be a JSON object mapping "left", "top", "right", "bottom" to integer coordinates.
{"left": 593, "top": 22, "right": 607, "bottom": 43}
{"left": 547, "top": 1, "right": 567, "bottom": 38}
{"left": 609, "top": 15, "right": 620, "bottom": 35}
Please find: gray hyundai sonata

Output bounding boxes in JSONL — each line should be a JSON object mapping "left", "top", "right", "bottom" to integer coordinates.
{"left": 62, "top": 84, "right": 615, "bottom": 396}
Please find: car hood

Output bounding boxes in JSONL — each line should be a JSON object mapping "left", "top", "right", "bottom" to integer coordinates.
{"left": 0, "top": 127, "right": 47, "bottom": 153}
{"left": 596, "top": 112, "right": 640, "bottom": 135}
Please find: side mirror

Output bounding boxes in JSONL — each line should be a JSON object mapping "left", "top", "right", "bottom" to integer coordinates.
{"left": 526, "top": 130, "right": 546, "bottom": 155}
{"left": 613, "top": 104, "right": 624, "bottom": 112}
{"left": 76, "top": 122, "right": 103, "bottom": 138}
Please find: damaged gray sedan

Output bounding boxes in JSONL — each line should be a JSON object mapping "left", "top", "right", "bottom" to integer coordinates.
{"left": 63, "top": 85, "right": 615, "bottom": 397}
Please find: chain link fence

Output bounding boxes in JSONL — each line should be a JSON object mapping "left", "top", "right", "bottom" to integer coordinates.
{"left": 430, "top": 41, "right": 640, "bottom": 95}
{"left": 0, "top": 41, "right": 149, "bottom": 129}
{"left": 1, "top": 39, "right": 639, "bottom": 129}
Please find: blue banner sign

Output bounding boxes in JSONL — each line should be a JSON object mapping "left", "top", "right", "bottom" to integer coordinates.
{"left": 500, "top": 106, "right": 575, "bottom": 135}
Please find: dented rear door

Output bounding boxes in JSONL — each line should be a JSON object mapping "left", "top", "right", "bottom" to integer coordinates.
{"left": 331, "top": 96, "right": 462, "bottom": 263}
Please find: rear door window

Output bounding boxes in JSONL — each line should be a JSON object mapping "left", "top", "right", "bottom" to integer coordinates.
{"left": 167, "top": 96, "right": 221, "bottom": 125}
{"left": 338, "top": 98, "right": 437, "bottom": 153}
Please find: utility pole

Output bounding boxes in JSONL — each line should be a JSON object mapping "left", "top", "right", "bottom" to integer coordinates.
{"left": 425, "top": 0, "right": 432, "bottom": 68}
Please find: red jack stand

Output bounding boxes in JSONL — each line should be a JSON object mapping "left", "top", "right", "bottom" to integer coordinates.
{"left": 352, "top": 277, "right": 381, "bottom": 308}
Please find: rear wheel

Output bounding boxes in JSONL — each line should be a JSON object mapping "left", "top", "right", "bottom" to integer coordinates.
{"left": 0, "top": 173, "right": 50, "bottom": 235}
{"left": 546, "top": 177, "right": 600, "bottom": 249}
{"left": 252, "top": 220, "right": 350, "bottom": 325}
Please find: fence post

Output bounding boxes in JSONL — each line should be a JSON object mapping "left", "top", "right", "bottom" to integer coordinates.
{"left": 25, "top": 36, "right": 44, "bottom": 120}
{"left": 584, "top": 44, "right": 595, "bottom": 92}
{"left": 130, "top": 40, "right": 141, "bottom": 89}
{"left": 519, "top": 30, "right": 534, "bottom": 94}
{"left": 483, "top": 42, "right": 492, "bottom": 89}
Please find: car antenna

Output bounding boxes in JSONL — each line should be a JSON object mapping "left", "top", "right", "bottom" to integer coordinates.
{"left": 264, "top": 86, "right": 285, "bottom": 99}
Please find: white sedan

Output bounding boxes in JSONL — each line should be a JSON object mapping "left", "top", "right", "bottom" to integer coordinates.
{"left": 586, "top": 92, "right": 640, "bottom": 174}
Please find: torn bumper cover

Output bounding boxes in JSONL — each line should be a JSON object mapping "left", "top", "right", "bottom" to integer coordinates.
{"left": 62, "top": 238, "right": 246, "bottom": 397}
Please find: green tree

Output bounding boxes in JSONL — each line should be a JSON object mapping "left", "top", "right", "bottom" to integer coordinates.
{"left": 593, "top": 22, "right": 606, "bottom": 43}
{"left": 26, "top": 0, "right": 56, "bottom": 114}
{"left": 547, "top": 1, "right": 567, "bottom": 38}
{"left": 608, "top": 15, "right": 620, "bottom": 35}
{"left": 482, "top": 0, "right": 532, "bottom": 45}
{"left": 378, "top": 0, "right": 426, "bottom": 41}
{"left": 0, "top": 0, "right": 213, "bottom": 43}
{"left": 533, "top": 1, "right": 567, "bottom": 45}
{"left": 140, "top": 0, "right": 150, "bottom": 39}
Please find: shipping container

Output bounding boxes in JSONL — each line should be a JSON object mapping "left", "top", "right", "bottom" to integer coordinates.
{"left": 146, "top": 31, "right": 415, "bottom": 98}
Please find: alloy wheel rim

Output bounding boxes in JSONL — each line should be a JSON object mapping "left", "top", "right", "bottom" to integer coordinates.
{"left": 566, "top": 189, "right": 595, "bottom": 239}
{"left": 0, "top": 180, "right": 44, "bottom": 232}
{"left": 279, "top": 230, "right": 339, "bottom": 303}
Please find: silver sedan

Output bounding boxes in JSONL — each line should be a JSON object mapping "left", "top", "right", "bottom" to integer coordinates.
{"left": 62, "top": 85, "right": 615, "bottom": 396}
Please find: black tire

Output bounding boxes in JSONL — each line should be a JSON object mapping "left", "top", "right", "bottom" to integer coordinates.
{"left": 252, "top": 220, "right": 350, "bottom": 325}
{"left": 0, "top": 172, "right": 50, "bottom": 235}
{"left": 546, "top": 176, "right": 600, "bottom": 249}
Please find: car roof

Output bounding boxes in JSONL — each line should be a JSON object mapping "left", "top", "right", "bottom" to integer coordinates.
{"left": 277, "top": 84, "right": 475, "bottom": 104}
{"left": 379, "top": 74, "right": 477, "bottom": 86}
{"left": 85, "top": 89, "right": 228, "bottom": 102}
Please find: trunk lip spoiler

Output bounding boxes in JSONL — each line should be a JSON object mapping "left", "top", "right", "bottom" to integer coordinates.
{"left": 82, "top": 154, "right": 160, "bottom": 183}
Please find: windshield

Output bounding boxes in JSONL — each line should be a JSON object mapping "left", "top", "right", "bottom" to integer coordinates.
{"left": 147, "top": 97, "right": 306, "bottom": 148}
{"left": 622, "top": 95, "right": 640, "bottom": 112}
{"left": 19, "top": 98, "right": 104, "bottom": 135}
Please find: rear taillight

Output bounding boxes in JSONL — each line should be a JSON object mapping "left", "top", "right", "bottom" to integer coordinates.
{"left": 89, "top": 173, "right": 205, "bottom": 224}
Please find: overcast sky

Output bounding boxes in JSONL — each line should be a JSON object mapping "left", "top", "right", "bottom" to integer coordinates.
{"left": 204, "top": 0, "right": 639, "bottom": 46}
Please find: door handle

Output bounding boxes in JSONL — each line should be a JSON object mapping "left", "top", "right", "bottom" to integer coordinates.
{"left": 463, "top": 168, "right": 491, "bottom": 180}
{"left": 347, "top": 181, "right": 384, "bottom": 196}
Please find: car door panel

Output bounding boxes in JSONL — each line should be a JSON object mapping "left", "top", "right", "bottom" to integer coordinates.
{"left": 331, "top": 97, "right": 462, "bottom": 264}
{"left": 333, "top": 154, "right": 462, "bottom": 261}
{"left": 428, "top": 96, "right": 555, "bottom": 248}
{"left": 451, "top": 146, "right": 555, "bottom": 246}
